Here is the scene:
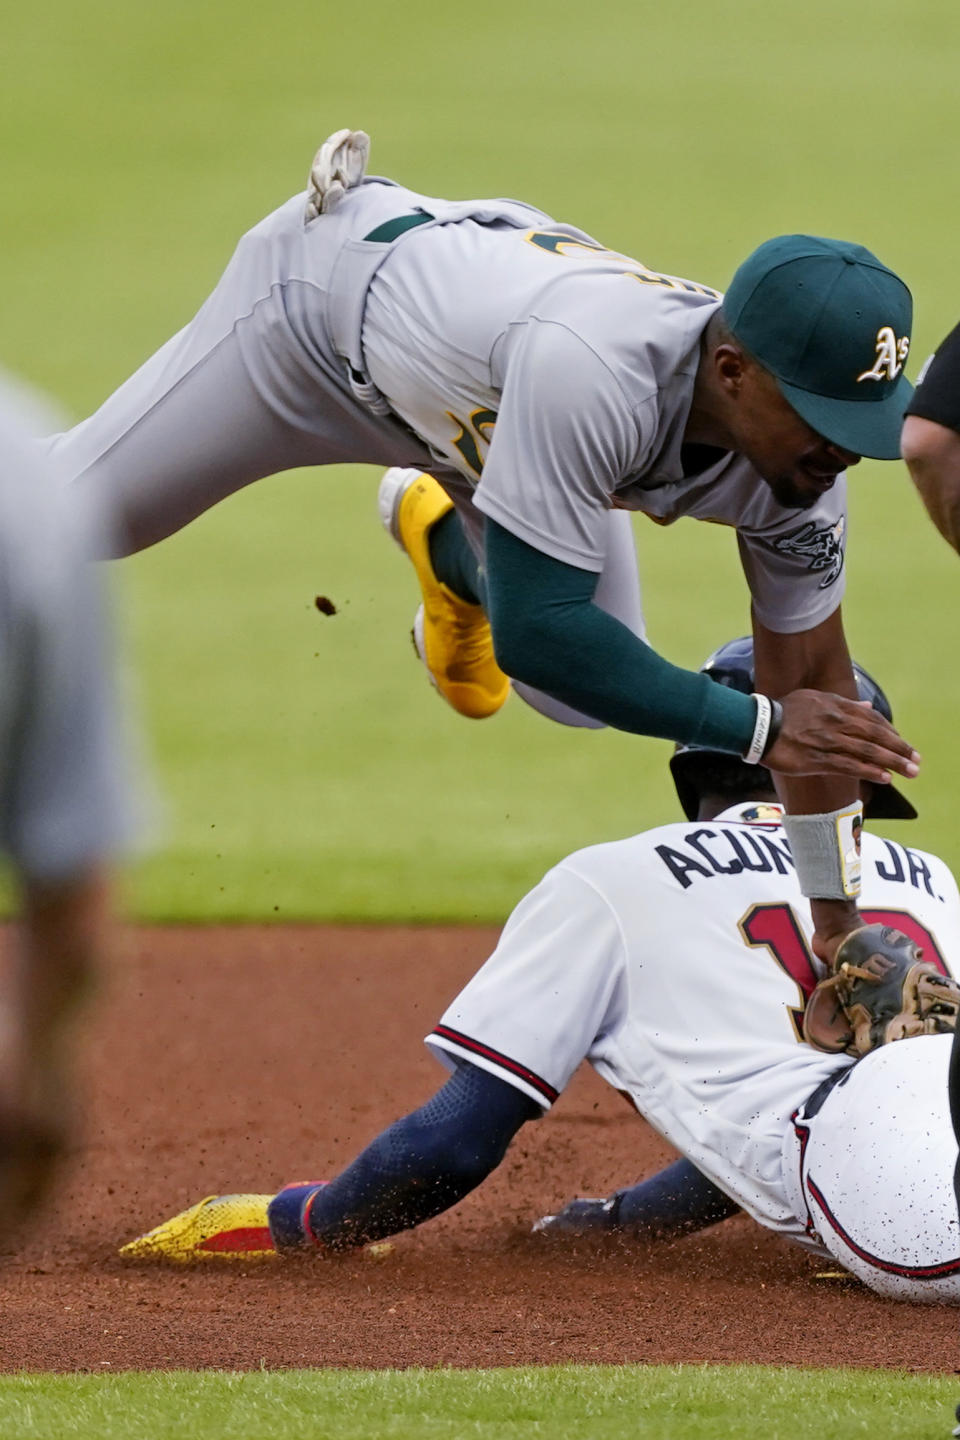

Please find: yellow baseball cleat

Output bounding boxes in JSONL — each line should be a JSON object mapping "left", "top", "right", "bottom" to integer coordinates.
{"left": 119, "top": 1193, "right": 276, "bottom": 1263}
{"left": 379, "top": 468, "right": 510, "bottom": 719}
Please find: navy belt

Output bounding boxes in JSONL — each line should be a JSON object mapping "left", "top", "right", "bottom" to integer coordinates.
{"left": 362, "top": 210, "right": 434, "bottom": 244}
{"left": 802, "top": 1062, "right": 853, "bottom": 1119}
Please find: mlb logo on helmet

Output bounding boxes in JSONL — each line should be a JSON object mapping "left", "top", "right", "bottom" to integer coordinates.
{"left": 724, "top": 235, "right": 914, "bottom": 460}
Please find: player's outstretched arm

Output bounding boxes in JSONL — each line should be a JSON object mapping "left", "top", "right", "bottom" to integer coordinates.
{"left": 753, "top": 609, "right": 919, "bottom": 963}
{"left": 485, "top": 522, "right": 919, "bottom": 791}
{"left": 756, "top": 607, "right": 918, "bottom": 787}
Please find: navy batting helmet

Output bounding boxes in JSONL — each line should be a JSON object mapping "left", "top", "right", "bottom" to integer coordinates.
{"left": 669, "top": 637, "right": 917, "bottom": 822}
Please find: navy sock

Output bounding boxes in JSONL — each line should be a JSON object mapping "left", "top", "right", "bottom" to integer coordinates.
{"left": 268, "top": 1061, "right": 538, "bottom": 1251}
{"left": 268, "top": 1182, "right": 327, "bottom": 1250}
{"left": 427, "top": 509, "right": 484, "bottom": 606}
{"left": 613, "top": 1158, "right": 740, "bottom": 1238}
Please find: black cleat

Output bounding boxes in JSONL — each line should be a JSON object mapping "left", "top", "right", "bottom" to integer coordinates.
{"left": 532, "top": 1196, "right": 620, "bottom": 1236}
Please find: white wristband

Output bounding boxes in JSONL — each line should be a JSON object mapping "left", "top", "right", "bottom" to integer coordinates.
{"left": 743, "top": 694, "right": 773, "bottom": 766}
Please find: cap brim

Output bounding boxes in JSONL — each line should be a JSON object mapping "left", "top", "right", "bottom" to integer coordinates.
{"left": 777, "top": 372, "right": 914, "bottom": 461}
{"left": 864, "top": 782, "right": 918, "bottom": 822}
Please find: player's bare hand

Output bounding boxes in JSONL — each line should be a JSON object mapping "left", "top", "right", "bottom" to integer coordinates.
{"left": 764, "top": 691, "right": 920, "bottom": 784}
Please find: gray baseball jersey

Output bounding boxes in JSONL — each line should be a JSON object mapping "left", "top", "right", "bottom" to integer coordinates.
{"left": 49, "top": 176, "right": 844, "bottom": 638}
{"left": 365, "top": 216, "right": 847, "bottom": 632}
{"left": 0, "top": 377, "right": 131, "bottom": 879}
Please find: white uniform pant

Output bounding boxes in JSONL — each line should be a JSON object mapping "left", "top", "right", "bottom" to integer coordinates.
{"left": 782, "top": 1035, "right": 960, "bottom": 1303}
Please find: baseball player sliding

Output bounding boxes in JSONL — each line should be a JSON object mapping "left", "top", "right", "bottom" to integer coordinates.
{"left": 122, "top": 641, "right": 960, "bottom": 1302}
{"left": 47, "top": 128, "right": 919, "bottom": 965}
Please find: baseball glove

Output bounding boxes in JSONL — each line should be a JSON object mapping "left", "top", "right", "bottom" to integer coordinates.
{"left": 803, "top": 924, "right": 960, "bottom": 1058}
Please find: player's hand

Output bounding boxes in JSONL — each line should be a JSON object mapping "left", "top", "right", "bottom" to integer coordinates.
{"left": 764, "top": 691, "right": 920, "bottom": 784}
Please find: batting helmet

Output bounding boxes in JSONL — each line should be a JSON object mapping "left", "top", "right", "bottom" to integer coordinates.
{"left": 669, "top": 637, "right": 918, "bottom": 823}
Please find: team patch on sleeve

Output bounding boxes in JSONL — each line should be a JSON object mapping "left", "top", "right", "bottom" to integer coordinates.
{"left": 428, "top": 1024, "right": 558, "bottom": 1105}
{"left": 771, "top": 516, "right": 846, "bottom": 588}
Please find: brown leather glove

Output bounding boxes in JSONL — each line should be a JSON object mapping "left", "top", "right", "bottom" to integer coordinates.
{"left": 803, "top": 924, "right": 960, "bottom": 1057}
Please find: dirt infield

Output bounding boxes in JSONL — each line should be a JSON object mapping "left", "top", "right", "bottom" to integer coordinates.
{"left": 1, "top": 925, "right": 957, "bottom": 1373}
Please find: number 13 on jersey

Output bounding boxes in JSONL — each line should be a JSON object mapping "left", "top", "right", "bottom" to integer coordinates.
{"left": 739, "top": 903, "right": 949, "bottom": 1039}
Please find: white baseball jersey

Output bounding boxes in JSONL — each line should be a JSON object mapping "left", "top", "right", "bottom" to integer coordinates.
{"left": 427, "top": 802, "right": 960, "bottom": 1293}
{"left": 0, "top": 376, "right": 132, "bottom": 879}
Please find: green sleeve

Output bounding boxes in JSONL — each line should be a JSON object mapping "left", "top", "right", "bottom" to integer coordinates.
{"left": 483, "top": 519, "right": 757, "bottom": 752}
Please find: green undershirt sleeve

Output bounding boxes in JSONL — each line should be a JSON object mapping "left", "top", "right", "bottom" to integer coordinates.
{"left": 483, "top": 519, "right": 757, "bottom": 753}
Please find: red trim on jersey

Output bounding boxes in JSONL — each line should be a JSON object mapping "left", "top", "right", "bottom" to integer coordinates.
{"left": 197, "top": 1225, "right": 274, "bottom": 1253}
{"left": 806, "top": 1175, "right": 960, "bottom": 1280}
{"left": 430, "top": 1025, "right": 558, "bottom": 1103}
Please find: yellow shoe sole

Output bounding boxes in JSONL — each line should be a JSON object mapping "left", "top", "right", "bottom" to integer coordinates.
{"left": 380, "top": 468, "right": 509, "bottom": 720}
{"left": 119, "top": 1193, "right": 276, "bottom": 1263}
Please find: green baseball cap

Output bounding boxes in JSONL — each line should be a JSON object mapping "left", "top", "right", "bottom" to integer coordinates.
{"left": 724, "top": 235, "right": 913, "bottom": 460}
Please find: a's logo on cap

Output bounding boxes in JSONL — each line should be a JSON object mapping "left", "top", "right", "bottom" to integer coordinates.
{"left": 857, "top": 325, "right": 910, "bottom": 383}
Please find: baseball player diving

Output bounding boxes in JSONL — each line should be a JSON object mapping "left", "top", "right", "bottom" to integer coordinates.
{"left": 47, "top": 128, "right": 920, "bottom": 966}
{"left": 121, "top": 640, "right": 960, "bottom": 1303}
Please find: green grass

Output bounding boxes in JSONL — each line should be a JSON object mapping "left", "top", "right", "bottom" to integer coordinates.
{"left": 0, "top": 1366, "right": 955, "bottom": 1440}
{"left": 3, "top": 0, "right": 960, "bottom": 919}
